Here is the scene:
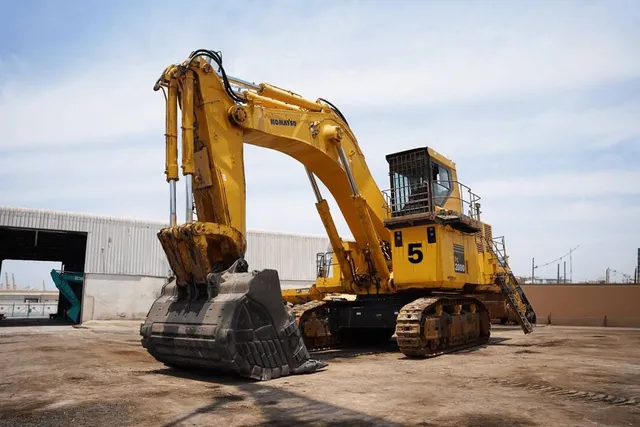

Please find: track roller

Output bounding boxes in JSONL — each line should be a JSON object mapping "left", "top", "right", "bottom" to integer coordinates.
{"left": 395, "top": 296, "right": 491, "bottom": 357}
{"left": 290, "top": 300, "right": 341, "bottom": 351}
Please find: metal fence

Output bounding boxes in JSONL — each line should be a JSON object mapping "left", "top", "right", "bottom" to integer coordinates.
{"left": 0, "top": 303, "right": 58, "bottom": 318}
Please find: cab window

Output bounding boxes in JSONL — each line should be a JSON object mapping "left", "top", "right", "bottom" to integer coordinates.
{"left": 431, "top": 162, "right": 451, "bottom": 206}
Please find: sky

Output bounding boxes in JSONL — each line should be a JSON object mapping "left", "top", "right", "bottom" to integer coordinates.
{"left": 0, "top": 0, "right": 639, "bottom": 290}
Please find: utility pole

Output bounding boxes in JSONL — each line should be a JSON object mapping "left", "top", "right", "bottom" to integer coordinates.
{"left": 557, "top": 263, "right": 560, "bottom": 283}
{"left": 637, "top": 248, "right": 640, "bottom": 283}
{"left": 570, "top": 247, "right": 573, "bottom": 283}
{"left": 531, "top": 258, "right": 535, "bottom": 284}
{"left": 563, "top": 261, "right": 566, "bottom": 283}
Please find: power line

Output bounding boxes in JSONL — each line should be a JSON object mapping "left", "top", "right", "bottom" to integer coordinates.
{"left": 607, "top": 267, "right": 633, "bottom": 282}
{"left": 531, "top": 245, "right": 580, "bottom": 283}
{"left": 534, "top": 245, "right": 580, "bottom": 269}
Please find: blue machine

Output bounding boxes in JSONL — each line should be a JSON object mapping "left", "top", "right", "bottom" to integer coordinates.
{"left": 49, "top": 269, "right": 83, "bottom": 323}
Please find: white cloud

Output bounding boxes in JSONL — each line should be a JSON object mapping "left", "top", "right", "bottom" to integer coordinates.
{"left": 1, "top": 1, "right": 639, "bottom": 150}
{"left": 0, "top": 145, "right": 161, "bottom": 175}
{"left": 475, "top": 170, "right": 640, "bottom": 199}
{"left": 483, "top": 198, "right": 640, "bottom": 236}
{"left": 349, "top": 101, "right": 640, "bottom": 164}
{"left": 0, "top": 63, "right": 165, "bottom": 149}
{"left": 218, "top": 2, "right": 640, "bottom": 110}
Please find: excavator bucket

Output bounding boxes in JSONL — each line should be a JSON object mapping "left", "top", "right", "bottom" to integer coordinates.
{"left": 140, "top": 260, "right": 327, "bottom": 380}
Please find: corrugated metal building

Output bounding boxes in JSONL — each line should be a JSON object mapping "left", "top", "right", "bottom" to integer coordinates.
{"left": 0, "top": 206, "right": 329, "bottom": 322}
{"left": 0, "top": 207, "right": 171, "bottom": 277}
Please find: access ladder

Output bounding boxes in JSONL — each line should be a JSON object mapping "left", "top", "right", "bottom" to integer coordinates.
{"left": 486, "top": 239, "right": 536, "bottom": 333}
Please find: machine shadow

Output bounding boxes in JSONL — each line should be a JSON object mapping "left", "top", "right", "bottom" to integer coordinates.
{"left": 151, "top": 366, "right": 250, "bottom": 387}
{"left": 309, "top": 339, "right": 400, "bottom": 361}
{"left": 321, "top": 335, "right": 511, "bottom": 360}
{"left": 152, "top": 335, "right": 512, "bottom": 426}
{"left": 297, "top": 334, "right": 511, "bottom": 362}
{"left": 391, "top": 338, "right": 509, "bottom": 359}
{"left": 155, "top": 368, "right": 403, "bottom": 427}
{"left": 0, "top": 317, "right": 72, "bottom": 328}
{"left": 445, "top": 336, "right": 511, "bottom": 356}
{"left": 491, "top": 324, "right": 528, "bottom": 332}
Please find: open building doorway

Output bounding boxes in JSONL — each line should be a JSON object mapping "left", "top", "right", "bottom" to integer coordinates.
{"left": 0, "top": 260, "right": 62, "bottom": 321}
{"left": 0, "top": 226, "right": 87, "bottom": 326}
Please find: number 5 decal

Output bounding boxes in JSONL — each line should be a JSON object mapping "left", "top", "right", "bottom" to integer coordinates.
{"left": 408, "top": 243, "right": 424, "bottom": 264}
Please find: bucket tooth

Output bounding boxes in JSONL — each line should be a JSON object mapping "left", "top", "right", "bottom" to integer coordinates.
{"left": 140, "top": 259, "right": 327, "bottom": 380}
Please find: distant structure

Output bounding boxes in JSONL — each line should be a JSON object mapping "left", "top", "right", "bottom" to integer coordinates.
{"left": 0, "top": 289, "right": 59, "bottom": 319}
{"left": 526, "top": 247, "right": 640, "bottom": 285}
{"left": 2, "top": 272, "right": 48, "bottom": 291}
{"left": 0, "top": 289, "right": 59, "bottom": 304}
{"left": 2, "top": 272, "right": 17, "bottom": 290}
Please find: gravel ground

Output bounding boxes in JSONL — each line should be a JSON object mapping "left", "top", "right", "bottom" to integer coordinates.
{"left": 0, "top": 321, "right": 638, "bottom": 426}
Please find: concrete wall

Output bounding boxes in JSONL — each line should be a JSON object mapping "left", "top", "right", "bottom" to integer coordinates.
{"left": 80, "top": 274, "right": 316, "bottom": 322}
{"left": 82, "top": 274, "right": 164, "bottom": 322}
{"left": 522, "top": 284, "right": 640, "bottom": 327}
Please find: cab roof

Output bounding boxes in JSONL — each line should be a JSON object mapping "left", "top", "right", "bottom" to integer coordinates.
{"left": 384, "top": 146, "right": 456, "bottom": 170}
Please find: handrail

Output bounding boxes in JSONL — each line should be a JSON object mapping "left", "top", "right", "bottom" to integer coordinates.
{"left": 491, "top": 236, "right": 508, "bottom": 267}
{"left": 316, "top": 251, "right": 335, "bottom": 278}
{"left": 381, "top": 180, "right": 482, "bottom": 220}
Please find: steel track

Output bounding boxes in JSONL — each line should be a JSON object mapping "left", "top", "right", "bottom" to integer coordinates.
{"left": 291, "top": 296, "right": 492, "bottom": 357}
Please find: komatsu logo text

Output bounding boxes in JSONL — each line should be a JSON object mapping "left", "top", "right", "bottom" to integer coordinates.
{"left": 270, "top": 118, "right": 297, "bottom": 127}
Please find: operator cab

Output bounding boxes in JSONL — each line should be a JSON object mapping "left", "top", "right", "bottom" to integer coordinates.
{"left": 382, "top": 146, "right": 482, "bottom": 232}
{"left": 384, "top": 147, "right": 459, "bottom": 217}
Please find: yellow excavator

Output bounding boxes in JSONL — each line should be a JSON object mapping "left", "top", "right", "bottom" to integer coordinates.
{"left": 140, "top": 48, "right": 537, "bottom": 380}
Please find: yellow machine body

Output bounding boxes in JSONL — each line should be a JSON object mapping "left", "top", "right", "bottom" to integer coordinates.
{"left": 140, "top": 49, "right": 536, "bottom": 380}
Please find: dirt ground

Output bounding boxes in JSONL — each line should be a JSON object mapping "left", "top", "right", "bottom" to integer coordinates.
{"left": 0, "top": 321, "right": 638, "bottom": 427}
